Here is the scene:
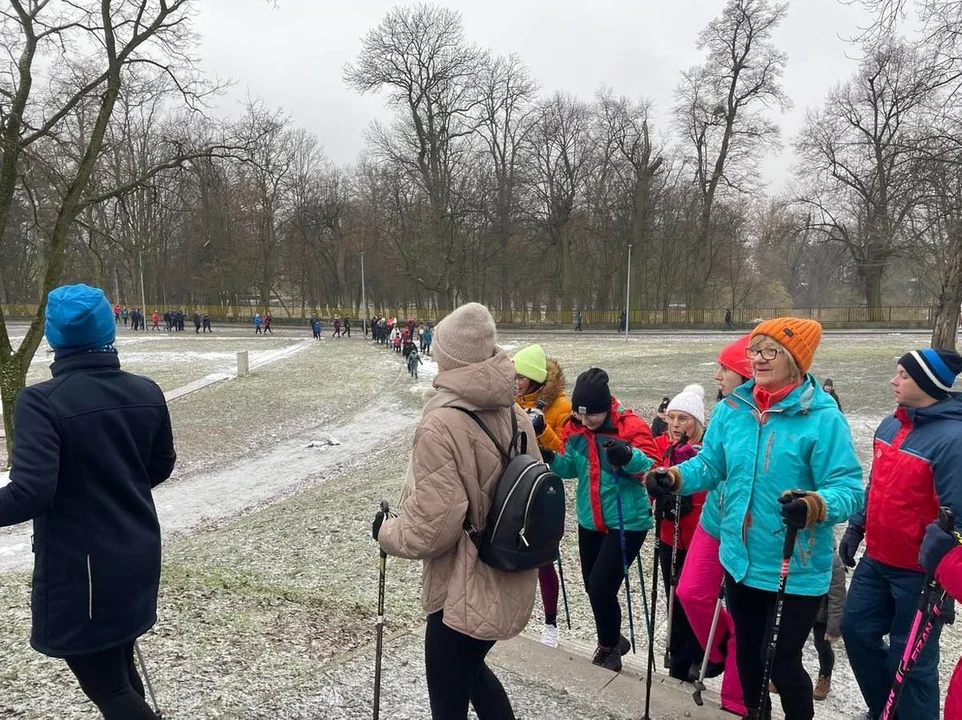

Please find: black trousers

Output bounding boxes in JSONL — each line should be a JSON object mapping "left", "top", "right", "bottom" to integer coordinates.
{"left": 65, "top": 642, "right": 157, "bottom": 719}
{"left": 658, "top": 542, "right": 704, "bottom": 680}
{"left": 811, "top": 621, "right": 835, "bottom": 677}
{"left": 578, "top": 525, "right": 646, "bottom": 649}
{"left": 725, "top": 574, "right": 822, "bottom": 720}
{"left": 424, "top": 611, "right": 514, "bottom": 720}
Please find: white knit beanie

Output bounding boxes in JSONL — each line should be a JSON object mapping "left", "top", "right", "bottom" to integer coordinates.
{"left": 432, "top": 302, "right": 498, "bottom": 372}
{"left": 666, "top": 384, "right": 706, "bottom": 426}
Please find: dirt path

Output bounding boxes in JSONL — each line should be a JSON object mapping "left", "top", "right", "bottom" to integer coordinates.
{"left": 0, "top": 399, "right": 419, "bottom": 572}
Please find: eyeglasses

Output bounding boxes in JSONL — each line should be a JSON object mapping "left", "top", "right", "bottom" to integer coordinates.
{"left": 746, "top": 346, "right": 784, "bottom": 361}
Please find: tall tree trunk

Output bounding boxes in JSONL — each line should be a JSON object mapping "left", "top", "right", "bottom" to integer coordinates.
{"left": 930, "top": 246, "right": 962, "bottom": 350}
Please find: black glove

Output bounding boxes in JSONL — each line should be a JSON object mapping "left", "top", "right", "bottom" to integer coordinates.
{"left": 838, "top": 524, "right": 865, "bottom": 568}
{"left": 540, "top": 448, "right": 556, "bottom": 464}
{"left": 663, "top": 495, "right": 694, "bottom": 522}
{"left": 372, "top": 510, "right": 386, "bottom": 541}
{"left": 645, "top": 467, "right": 679, "bottom": 501}
{"left": 526, "top": 408, "right": 546, "bottom": 435}
{"left": 603, "top": 439, "right": 634, "bottom": 468}
{"left": 779, "top": 495, "right": 809, "bottom": 530}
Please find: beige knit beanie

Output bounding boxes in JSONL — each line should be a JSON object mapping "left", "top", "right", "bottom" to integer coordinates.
{"left": 433, "top": 303, "right": 498, "bottom": 371}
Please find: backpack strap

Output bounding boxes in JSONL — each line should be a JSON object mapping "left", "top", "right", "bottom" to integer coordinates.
{"left": 451, "top": 406, "right": 521, "bottom": 466}
{"left": 450, "top": 406, "right": 524, "bottom": 541}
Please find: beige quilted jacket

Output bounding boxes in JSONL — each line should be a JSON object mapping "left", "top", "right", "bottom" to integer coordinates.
{"left": 378, "top": 349, "right": 540, "bottom": 641}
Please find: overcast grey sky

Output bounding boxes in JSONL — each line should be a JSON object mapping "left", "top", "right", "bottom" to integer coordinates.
{"left": 193, "top": 0, "right": 879, "bottom": 190}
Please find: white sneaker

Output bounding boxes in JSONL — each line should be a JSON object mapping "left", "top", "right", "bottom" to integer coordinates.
{"left": 540, "top": 623, "right": 559, "bottom": 648}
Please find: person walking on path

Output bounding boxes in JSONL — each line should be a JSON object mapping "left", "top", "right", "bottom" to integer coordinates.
{"left": 0, "top": 284, "right": 176, "bottom": 719}
{"left": 543, "top": 368, "right": 659, "bottom": 672}
{"left": 674, "top": 333, "right": 753, "bottom": 716}
{"left": 263, "top": 312, "right": 273, "bottom": 334}
{"left": 647, "top": 318, "right": 864, "bottom": 720}
{"left": 343, "top": 316, "right": 351, "bottom": 338}
{"left": 422, "top": 323, "right": 434, "bottom": 356}
{"left": 202, "top": 313, "right": 212, "bottom": 333}
{"left": 374, "top": 303, "right": 540, "bottom": 720}
{"left": 513, "top": 344, "right": 572, "bottom": 648}
{"left": 193, "top": 311, "right": 201, "bottom": 333}
{"left": 253, "top": 313, "right": 262, "bottom": 334}
{"left": 839, "top": 347, "right": 962, "bottom": 720}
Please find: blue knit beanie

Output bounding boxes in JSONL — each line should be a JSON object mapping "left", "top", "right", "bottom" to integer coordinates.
{"left": 45, "top": 284, "right": 116, "bottom": 353}
{"left": 899, "top": 348, "right": 962, "bottom": 401}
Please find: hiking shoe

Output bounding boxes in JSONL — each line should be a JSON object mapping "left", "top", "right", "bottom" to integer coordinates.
{"left": 591, "top": 644, "right": 623, "bottom": 672}
{"left": 814, "top": 674, "right": 832, "bottom": 701}
{"left": 540, "top": 623, "right": 559, "bottom": 648}
{"left": 618, "top": 634, "right": 632, "bottom": 655}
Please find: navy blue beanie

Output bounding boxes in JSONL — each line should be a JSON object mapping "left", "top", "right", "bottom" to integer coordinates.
{"left": 899, "top": 348, "right": 962, "bottom": 401}
{"left": 45, "top": 284, "right": 116, "bottom": 353}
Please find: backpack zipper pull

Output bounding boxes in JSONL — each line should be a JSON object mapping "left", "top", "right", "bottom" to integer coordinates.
{"left": 519, "top": 528, "right": 530, "bottom": 547}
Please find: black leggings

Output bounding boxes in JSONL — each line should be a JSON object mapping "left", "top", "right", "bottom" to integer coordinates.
{"left": 659, "top": 542, "right": 704, "bottom": 680}
{"left": 65, "top": 642, "right": 157, "bottom": 719}
{"left": 424, "top": 611, "right": 514, "bottom": 720}
{"left": 811, "top": 621, "right": 835, "bottom": 677}
{"left": 578, "top": 525, "right": 647, "bottom": 649}
{"left": 725, "top": 574, "right": 822, "bottom": 720}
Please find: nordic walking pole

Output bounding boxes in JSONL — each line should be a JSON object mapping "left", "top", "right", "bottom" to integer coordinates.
{"left": 755, "top": 509, "right": 801, "bottom": 719}
{"left": 373, "top": 500, "right": 391, "bottom": 720}
{"left": 662, "top": 431, "right": 688, "bottom": 671}
{"left": 557, "top": 552, "right": 572, "bottom": 631}
{"left": 692, "top": 580, "right": 726, "bottom": 707}
{"left": 134, "top": 640, "right": 163, "bottom": 719}
{"left": 643, "top": 496, "right": 664, "bottom": 720}
{"left": 880, "top": 506, "right": 955, "bottom": 720}
{"left": 612, "top": 477, "right": 637, "bottom": 654}
{"left": 637, "top": 551, "right": 652, "bottom": 647}
{"left": 664, "top": 494, "right": 682, "bottom": 669}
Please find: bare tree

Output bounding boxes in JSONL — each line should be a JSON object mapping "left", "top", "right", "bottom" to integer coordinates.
{"left": 908, "top": 136, "right": 962, "bottom": 347}
{"left": 794, "top": 40, "right": 935, "bottom": 316}
{"left": 475, "top": 53, "right": 537, "bottom": 309}
{"left": 526, "top": 93, "right": 594, "bottom": 311}
{"left": 593, "top": 90, "right": 664, "bottom": 310}
{"left": 344, "top": 3, "right": 485, "bottom": 307}
{"left": 674, "top": 0, "right": 790, "bottom": 311}
{"left": 0, "top": 0, "right": 220, "bottom": 459}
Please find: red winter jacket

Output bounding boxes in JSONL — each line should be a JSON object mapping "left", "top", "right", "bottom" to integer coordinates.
{"left": 653, "top": 433, "right": 706, "bottom": 550}
{"left": 938, "top": 546, "right": 962, "bottom": 720}
{"left": 850, "top": 400, "right": 962, "bottom": 571}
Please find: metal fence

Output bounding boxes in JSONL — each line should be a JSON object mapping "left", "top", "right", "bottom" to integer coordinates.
{"left": 1, "top": 303, "right": 937, "bottom": 327}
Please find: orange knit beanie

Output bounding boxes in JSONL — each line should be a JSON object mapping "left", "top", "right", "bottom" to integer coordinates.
{"left": 750, "top": 318, "right": 823, "bottom": 373}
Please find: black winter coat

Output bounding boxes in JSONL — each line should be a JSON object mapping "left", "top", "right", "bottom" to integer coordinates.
{"left": 0, "top": 352, "right": 176, "bottom": 658}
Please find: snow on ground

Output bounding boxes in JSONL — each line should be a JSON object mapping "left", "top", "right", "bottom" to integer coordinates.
{"left": 0, "top": 329, "right": 959, "bottom": 719}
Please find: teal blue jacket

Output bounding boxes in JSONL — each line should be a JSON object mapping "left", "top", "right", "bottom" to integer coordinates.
{"left": 676, "top": 376, "right": 864, "bottom": 596}
{"left": 549, "top": 399, "right": 658, "bottom": 532}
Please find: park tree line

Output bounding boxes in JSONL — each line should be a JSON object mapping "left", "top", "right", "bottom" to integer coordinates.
{"left": 1, "top": 0, "right": 961, "bottom": 450}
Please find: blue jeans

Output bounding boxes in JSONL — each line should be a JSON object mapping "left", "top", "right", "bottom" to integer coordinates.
{"left": 841, "top": 557, "right": 942, "bottom": 719}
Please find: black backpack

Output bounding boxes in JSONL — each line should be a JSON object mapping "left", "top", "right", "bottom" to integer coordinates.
{"left": 453, "top": 407, "right": 566, "bottom": 572}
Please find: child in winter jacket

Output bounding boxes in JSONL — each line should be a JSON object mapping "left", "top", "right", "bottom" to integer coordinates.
{"left": 652, "top": 383, "right": 710, "bottom": 681}
{"left": 407, "top": 348, "right": 423, "bottom": 378}
{"left": 514, "top": 344, "right": 572, "bottom": 648}
{"left": 544, "top": 368, "right": 659, "bottom": 672}
{"left": 810, "top": 552, "right": 846, "bottom": 701}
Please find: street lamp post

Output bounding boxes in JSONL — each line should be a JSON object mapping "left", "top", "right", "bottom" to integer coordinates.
{"left": 624, "top": 243, "right": 632, "bottom": 342}
{"left": 139, "top": 251, "right": 147, "bottom": 332}
{"left": 360, "top": 251, "right": 368, "bottom": 336}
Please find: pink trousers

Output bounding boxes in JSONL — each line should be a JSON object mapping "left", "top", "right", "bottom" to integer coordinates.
{"left": 676, "top": 525, "right": 746, "bottom": 716}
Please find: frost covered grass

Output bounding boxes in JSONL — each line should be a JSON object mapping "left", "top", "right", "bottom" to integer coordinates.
{"left": 0, "top": 330, "right": 958, "bottom": 718}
